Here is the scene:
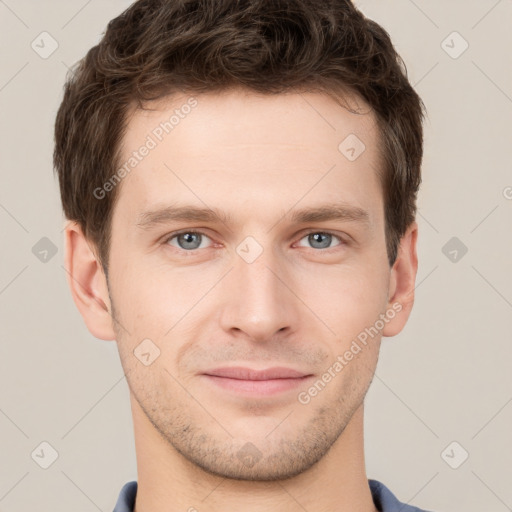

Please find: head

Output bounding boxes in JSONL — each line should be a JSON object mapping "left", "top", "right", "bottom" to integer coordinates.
{"left": 55, "top": 0, "right": 424, "bottom": 481}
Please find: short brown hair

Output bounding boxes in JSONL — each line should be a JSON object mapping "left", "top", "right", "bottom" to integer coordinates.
{"left": 54, "top": 0, "right": 425, "bottom": 274}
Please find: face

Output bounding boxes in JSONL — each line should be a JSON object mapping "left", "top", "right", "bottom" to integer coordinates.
{"left": 104, "top": 88, "right": 402, "bottom": 480}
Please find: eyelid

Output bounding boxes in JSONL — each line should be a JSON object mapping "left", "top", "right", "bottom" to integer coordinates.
{"left": 295, "top": 229, "right": 346, "bottom": 248}
{"left": 163, "top": 229, "right": 215, "bottom": 248}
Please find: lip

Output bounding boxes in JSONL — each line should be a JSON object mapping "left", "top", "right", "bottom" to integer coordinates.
{"left": 201, "top": 366, "right": 314, "bottom": 396}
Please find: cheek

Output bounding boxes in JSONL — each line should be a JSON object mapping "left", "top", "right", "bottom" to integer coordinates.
{"left": 296, "top": 261, "right": 390, "bottom": 339}
{"left": 110, "top": 259, "right": 189, "bottom": 335}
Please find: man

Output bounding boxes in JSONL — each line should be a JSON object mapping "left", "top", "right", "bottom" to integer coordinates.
{"left": 54, "top": 0, "right": 431, "bottom": 510}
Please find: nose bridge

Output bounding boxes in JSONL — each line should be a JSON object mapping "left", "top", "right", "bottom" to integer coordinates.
{"left": 220, "top": 235, "right": 296, "bottom": 340}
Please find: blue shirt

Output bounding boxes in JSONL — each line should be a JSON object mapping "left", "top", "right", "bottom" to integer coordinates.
{"left": 113, "top": 479, "right": 433, "bottom": 511}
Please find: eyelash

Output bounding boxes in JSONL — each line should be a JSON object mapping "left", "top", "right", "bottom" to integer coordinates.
{"left": 163, "top": 229, "right": 346, "bottom": 254}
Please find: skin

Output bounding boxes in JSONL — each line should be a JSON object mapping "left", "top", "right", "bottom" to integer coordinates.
{"left": 65, "top": 88, "right": 418, "bottom": 512}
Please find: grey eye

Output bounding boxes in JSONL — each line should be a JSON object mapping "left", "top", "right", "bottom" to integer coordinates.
{"left": 298, "top": 232, "right": 341, "bottom": 250}
{"left": 168, "top": 232, "right": 211, "bottom": 251}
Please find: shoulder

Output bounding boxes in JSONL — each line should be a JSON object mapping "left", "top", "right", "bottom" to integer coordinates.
{"left": 369, "top": 479, "right": 435, "bottom": 512}
{"left": 113, "top": 480, "right": 137, "bottom": 512}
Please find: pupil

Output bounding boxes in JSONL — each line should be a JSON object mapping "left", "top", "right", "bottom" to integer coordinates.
{"left": 311, "top": 232, "right": 330, "bottom": 248}
{"left": 181, "top": 232, "right": 199, "bottom": 249}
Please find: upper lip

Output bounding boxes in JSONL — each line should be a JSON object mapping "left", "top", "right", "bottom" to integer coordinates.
{"left": 202, "top": 367, "right": 312, "bottom": 380}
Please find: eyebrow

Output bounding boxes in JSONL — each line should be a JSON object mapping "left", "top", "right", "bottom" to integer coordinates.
{"left": 135, "top": 202, "right": 370, "bottom": 230}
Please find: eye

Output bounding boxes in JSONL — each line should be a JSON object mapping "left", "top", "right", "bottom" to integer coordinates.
{"left": 165, "top": 231, "right": 213, "bottom": 251}
{"left": 296, "top": 231, "right": 344, "bottom": 250}
{"left": 162, "top": 229, "right": 345, "bottom": 254}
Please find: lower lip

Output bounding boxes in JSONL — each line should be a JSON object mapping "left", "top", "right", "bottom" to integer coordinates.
{"left": 202, "top": 375, "right": 313, "bottom": 396}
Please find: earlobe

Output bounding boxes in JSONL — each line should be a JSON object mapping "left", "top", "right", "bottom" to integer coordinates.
{"left": 63, "top": 221, "right": 116, "bottom": 341}
{"left": 382, "top": 221, "right": 418, "bottom": 338}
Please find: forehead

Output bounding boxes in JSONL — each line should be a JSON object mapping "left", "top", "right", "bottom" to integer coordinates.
{"left": 114, "top": 88, "right": 383, "bottom": 225}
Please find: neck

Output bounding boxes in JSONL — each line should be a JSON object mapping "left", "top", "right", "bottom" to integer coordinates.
{"left": 130, "top": 396, "right": 377, "bottom": 512}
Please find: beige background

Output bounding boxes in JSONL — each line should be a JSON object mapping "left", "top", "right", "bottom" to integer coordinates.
{"left": 1, "top": 0, "right": 511, "bottom": 510}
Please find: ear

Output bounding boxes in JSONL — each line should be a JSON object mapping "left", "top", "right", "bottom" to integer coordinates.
{"left": 382, "top": 221, "right": 418, "bottom": 337}
{"left": 63, "top": 221, "right": 116, "bottom": 341}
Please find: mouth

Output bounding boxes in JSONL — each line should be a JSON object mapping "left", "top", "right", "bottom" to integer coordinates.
{"left": 200, "top": 366, "right": 315, "bottom": 396}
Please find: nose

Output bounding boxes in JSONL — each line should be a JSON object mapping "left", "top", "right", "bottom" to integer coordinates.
{"left": 219, "top": 242, "right": 299, "bottom": 343}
